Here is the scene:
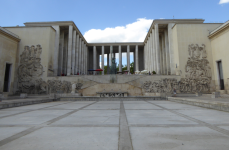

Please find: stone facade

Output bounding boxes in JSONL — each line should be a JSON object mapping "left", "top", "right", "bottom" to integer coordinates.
{"left": 0, "top": 19, "right": 228, "bottom": 95}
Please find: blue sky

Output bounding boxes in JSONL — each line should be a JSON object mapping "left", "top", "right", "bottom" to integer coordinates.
{"left": 1, "top": 0, "right": 229, "bottom": 67}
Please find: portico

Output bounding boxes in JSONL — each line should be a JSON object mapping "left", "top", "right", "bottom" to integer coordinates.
{"left": 87, "top": 43, "right": 144, "bottom": 74}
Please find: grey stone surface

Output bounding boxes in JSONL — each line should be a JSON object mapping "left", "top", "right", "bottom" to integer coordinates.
{"left": 0, "top": 100, "right": 229, "bottom": 150}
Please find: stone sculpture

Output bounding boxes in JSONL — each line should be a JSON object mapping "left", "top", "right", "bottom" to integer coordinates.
{"left": 18, "top": 45, "right": 72, "bottom": 94}
{"left": 18, "top": 45, "right": 44, "bottom": 94}
{"left": 142, "top": 44, "right": 212, "bottom": 94}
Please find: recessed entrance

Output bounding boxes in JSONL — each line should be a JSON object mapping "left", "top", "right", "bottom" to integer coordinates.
{"left": 3, "top": 63, "right": 12, "bottom": 92}
{"left": 217, "top": 61, "right": 224, "bottom": 90}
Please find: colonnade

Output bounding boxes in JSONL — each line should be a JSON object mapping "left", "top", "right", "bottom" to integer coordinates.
{"left": 144, "top": 23, "right": 175, "bottom": 75}
{"left": 92, "top": 45, "right": 140, "bottom": 75}
{"left": 54, "top": 25, "right": 88, "bottom": 76}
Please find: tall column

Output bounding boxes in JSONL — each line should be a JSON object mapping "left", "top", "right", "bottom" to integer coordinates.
{"left": 168, "top": 23, "right": 175, "bottom": 75}
{"left": 160, "top": 36, "right": 163, "bottom": 74}
{"left": 107, "top": 53, "right": 110, "bottom": 74}
{"left": 71, "top": 30, "right": 76, "bottom": 75}
{"left": 153, "top": 29, "right": 157, "bottom": 72}
{"left": 149, "top": 33, "right": 153, "bottom": 72}
{"left": 143, "top": 45, "right": 146, "bottom": 70}
{"left": 145, "top": 42, "right": 148, "bottom": 70}
{"left": 67, "top": 25, "right": 73, "bottom": 75}
{"left": 110, "top": 45, "right": 113, "bottom": 59}
{"left": 164, "top": 30, "right": 170, "bottom": 75}
{"left": 81, "top": 41, "right": 84, "bottom": 74}
{"left": 75, "top": 34, "right": 79, "bottom": 74}
{"left": 102, "top": 46, "right": 104, "bottom": 75}
{"left": 135, "top": 45, "right": 139, "bottom": 71}
{"left": 162, "top": 34, "right": 166, "bottom": 75}
{"left": 83, "top": 44, "right": 86, "bottom": 75}
{"left": 119, "top": 45, "right": 122, "bottom": 72}
{"left": 64, "top": 34, "right": 68, "bottom": 75}
{"left": 78, "top": 38, "right": 81, "bottom": 74}
{"left": 127, "top": 45, "right": 130, "bottom": 72}
{"left": 155, "top": 23, "right": 161, "bottom": 74}
{"left": 59, "top": 31, "right": 64, "bottom": 75}
{"left": 86, "top": 46, "right": 88, "bottom": 75}
{"left": 52, "top": 25, "right": 60, "bottom": 76}
{"left": 93, "top": 46, "right": 97, "bottom": 75}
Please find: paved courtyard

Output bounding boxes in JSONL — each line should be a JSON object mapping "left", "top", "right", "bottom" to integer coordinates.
{"left": 0, "top": 100, "right": 229, "bottom": 150}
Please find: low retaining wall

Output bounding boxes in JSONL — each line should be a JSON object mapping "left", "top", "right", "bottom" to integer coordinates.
{"left": 0, "top": 98, "right": 53, "bottom": 109}
{"left": 168, "top": 97, "right": 229, "bottom": 112}
{"left": 58, "top": 96, "right": 165, "bottom": 101}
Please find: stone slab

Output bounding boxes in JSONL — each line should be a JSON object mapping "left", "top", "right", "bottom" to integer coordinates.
{"left": 129, "top": 127, "right": 229, "bottom": 150}
{"left": 0, "top": 110, "right": 71, "bottom": 125}
{"left": 52, "top": 110, "right": 120, "bottom": 125}
{"left": 168, "top": 97, "right": 229, "bottom": 112}
{"left": 125, "top": 110, "right": 197, "bottom": 125}
{"left": 0, "top": 127, "right": 119, "bottom": 150}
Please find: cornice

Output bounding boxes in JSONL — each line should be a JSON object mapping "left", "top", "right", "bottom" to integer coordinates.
{"left": 143, "top": 19, "right": 205, "bottom": 44}
{"left": 24, "top": 21, "right": 88, "bottom": 44}
{"left": 209, "top": 21, "right": 229, "bottom": 39}
{"left": 87, "top": 42, "right": 144, "bottom": 46}
{"left": 0, "top": 28, "right": 20, "bottom": 42}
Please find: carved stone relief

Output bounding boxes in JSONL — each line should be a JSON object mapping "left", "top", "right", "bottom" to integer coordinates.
{"left": 142, "top": 44, "right": 212, "bottom": 94}
{"left": 18, "top": 45, "right": 72, "bottom": 94}
{"left": 18, "top": 45, "right": 45, "bottom": 94}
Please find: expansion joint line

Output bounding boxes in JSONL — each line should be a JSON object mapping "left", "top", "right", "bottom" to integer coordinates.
{"left": 118, "top": 101, "right": 133, "bottom": 150}
{"left": 0, "top": 101, "right": 98, "bottom": 147}
{"left": 145, "top": 101, "right": 229, "bottom": 137}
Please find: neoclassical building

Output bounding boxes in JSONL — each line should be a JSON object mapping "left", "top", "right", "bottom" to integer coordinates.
{"left": 0, "top": 19, "right": 228, "bottom": 96}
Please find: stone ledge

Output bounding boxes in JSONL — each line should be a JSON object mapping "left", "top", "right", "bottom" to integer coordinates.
{"left": 168, "top": 97, "right": 229, "bottom": 112}
{"left": 59, "top": 96, "right": 165, "bottom": 101}
{"left": 0, "top": 98, "right": 53, "bottom": 109}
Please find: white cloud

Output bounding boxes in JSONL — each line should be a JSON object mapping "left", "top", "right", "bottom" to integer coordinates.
{"left": 84, "top": 18, "right": 153, "bottom": 42}
{"left": 219, "top": 0, "right": 229, "bottom": 4}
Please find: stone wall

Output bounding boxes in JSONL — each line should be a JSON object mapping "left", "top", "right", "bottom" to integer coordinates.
{"left": 0, "top": 32, "right": 19, "bottom": 94}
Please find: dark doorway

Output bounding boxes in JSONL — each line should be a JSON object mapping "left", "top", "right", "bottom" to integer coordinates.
{"left": 217, "top": 61, "right": 224, "bottom": 90}
{"left": 3, "top": 63, "right": 12, "bottom": 92}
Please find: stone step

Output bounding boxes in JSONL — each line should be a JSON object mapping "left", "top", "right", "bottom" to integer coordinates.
{"left": 168, "top": 97, "right": 229, "bottom": 112}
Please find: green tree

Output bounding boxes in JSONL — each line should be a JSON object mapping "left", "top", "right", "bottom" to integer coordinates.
{"left": 130, "top": 62, "right": 134, "bottom": 74}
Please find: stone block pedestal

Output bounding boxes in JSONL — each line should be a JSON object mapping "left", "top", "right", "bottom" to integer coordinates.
{"left": 20, "top": 93, "right": 28, "bottom": 98}
{"left": 212, "top": 92, "right": 220, "bottom": 98}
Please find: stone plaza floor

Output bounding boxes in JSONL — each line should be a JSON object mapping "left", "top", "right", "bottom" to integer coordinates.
{"left": 0, "top": 100, "right": 229, "bottom": 150}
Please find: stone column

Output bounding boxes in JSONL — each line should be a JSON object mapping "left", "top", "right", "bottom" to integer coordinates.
{"left": 71, "top": 30, "right": 76, "bottom": 75}
{"left": 160, "top": 36, "right": 164, "bottom": 74}
{"left": 81, "top": 41, "right": 84, "bottom": 74}
{"left": 75, "top": 34, "right": 79, "bottom": 74}
{"left": 143, "top": 45, "right": 146, "bottom": 70}
{"left": 67, "top": 25, "right": 73, "bottom": 75}
{"left": 164, "top": 30, "right": 170, "bottom": 75}
{"left": 119, "top": 45, "right": 122, "bottom": 72}
{"left": 93, "top": 46, "right": 97, "bottom": 75}
{"left": 135, "top": 45, "right": 139, "bottom": 71}
{"left": 168, "top": 23, "right": 175, "bottom": 75}
{"left": 127, "top": 45, "right": 130, "bottom": 72}
{"left": 78, "top": 38, "right": 81, "bottom": 74}
{"left": 144, "top": 42, "right": 147, "bottom": 71}
{"left": 59, "top": 31, "right": 64, "bottom": 75}
{"left": 52, "top": 25, "right": 60, "bottom": 76}
{"left": 86, "top": 46, "right": 88, "bottom": 75}
{"left": 102, "top": 46, "right": 104, "bottom": 75}
{"left": 149, "top": 33, "right": 153, "bottom": 73}
{"left": 162, "top": 34, "right": 167, "bottom": 75}
{"left": 152, "top": 29, "right": 156, "bottom": 72}
{"left": 107, "top": 53, "right": 110, "bottom": 74}
{"left": 64, "top": 34, "right": 68, "bottom": 75}
{"left": 155, "top": 23, "right": 161, "bottom": 74}
{"left": 83, "top": 44, "right": 86, "bottom": 75}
